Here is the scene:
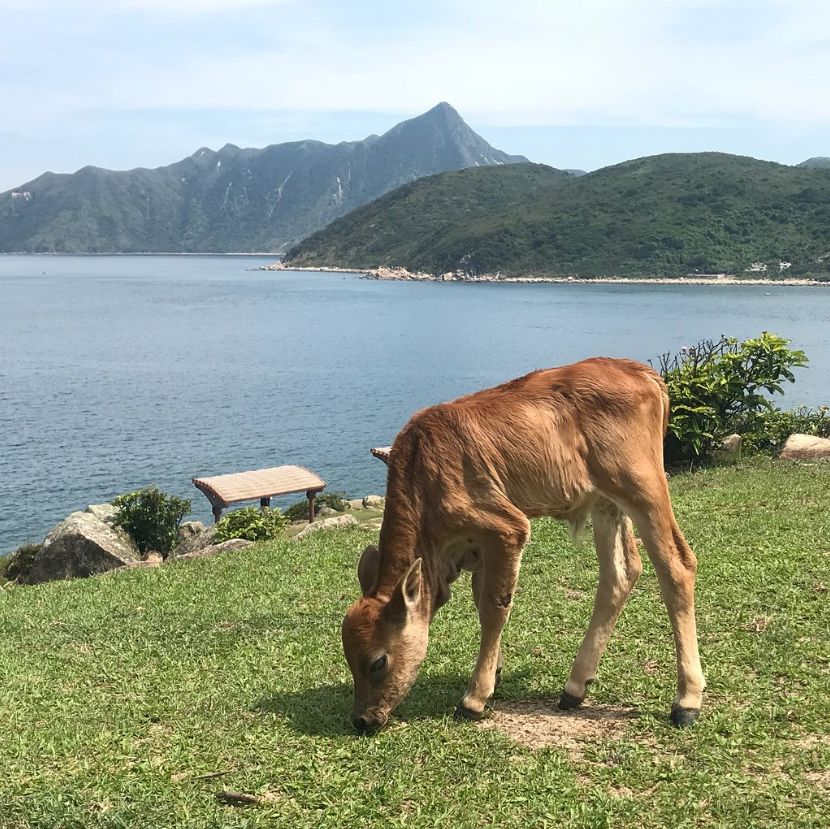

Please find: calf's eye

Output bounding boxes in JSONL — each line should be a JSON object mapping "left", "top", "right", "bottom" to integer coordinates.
{"left": 369, "top": 654, "right": 388, "bottom": 674}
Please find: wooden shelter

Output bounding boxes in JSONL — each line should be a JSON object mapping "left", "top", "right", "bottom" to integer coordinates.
{"left": 192, "top": 465, "right": 325, "bottom": 523}
{"left": 371, "top": 446, "right": 392, "bottom": 465}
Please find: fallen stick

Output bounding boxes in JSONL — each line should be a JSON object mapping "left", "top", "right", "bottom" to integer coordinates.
{"left": 215, "top": 790, "right": 261, "bottom": 806}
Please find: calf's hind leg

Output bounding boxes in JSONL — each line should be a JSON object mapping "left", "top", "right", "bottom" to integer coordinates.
{"left": 560, "top": 499, "right": 642, "bottom": 709}
{"left": 628, "top": 483, "right": 705, "bottom": 727}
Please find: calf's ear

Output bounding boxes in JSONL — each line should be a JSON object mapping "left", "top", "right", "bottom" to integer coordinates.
{"left": 358, "top": 544, "right": 380, "bottom": 596}
{"left": 385, "top": 558, "right": 423, "bottom": 622}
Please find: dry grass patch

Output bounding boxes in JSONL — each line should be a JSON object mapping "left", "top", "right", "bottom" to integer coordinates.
{"left": 479, "top": 699, "right": 638, "bottom": 758}
{"left": 804, "top": 770, "right": 830, "bottom": 790}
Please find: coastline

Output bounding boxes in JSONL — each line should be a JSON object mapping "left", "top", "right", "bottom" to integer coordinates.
{"left": 258, "top": 262, "right": 829, "bottom": 287}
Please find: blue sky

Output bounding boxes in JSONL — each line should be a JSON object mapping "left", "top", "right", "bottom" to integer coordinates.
{"left": 1, "top": 0, "right": 829, "bottom": 190}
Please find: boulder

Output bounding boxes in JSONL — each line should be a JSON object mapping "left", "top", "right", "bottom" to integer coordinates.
{"left": 175, "top": 539, "right": 253, "bottom": 560}
{"left": 177, "top": 520, "right": 206, "bottom": 543}
{"left": 85, "top": 503, "right": 120, "bottom": 525}
{"left": 362, "top": 495, "right": 386, "bottom": 510}
{"left": 116, "top": 551, "right": 164, "bottom": 572}
{"left": 715, "top": 433, "right": 742, "bottom": 463}
{"left": 317, "top": 505, "right": 339, "bottom": 517}
{"left": 347, "top": 499, "right": 365, "bottom": 511}
{"left": 779, "top": 433, "right": 830, "bottom": 461}
{"left": 170, "top": 523, "right": 217, "bottom": 557}
{"left": 293, "top": 514, "right": 358, "bottom": 541}
{"left": 25, "top": 508, "right": 142, "bottom": 584}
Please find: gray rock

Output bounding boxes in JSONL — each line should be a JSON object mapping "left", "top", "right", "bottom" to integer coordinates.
{"left": 362, "top": 495, "right": 385, "bottom": 510}
{"left": 779, "top": 433, "right": 830, "bottom": 460}
{"left": 347, "top": 499, "right": 365, "bottom": 511}
{"left": 25, "top": 509, "right": 142, "bottom": 584}
{"left": 715, "top": 433, "right": 743, "bottom": 463}
{"left": 118, "top": 551, "right": 164, "bottom": 572}
{"left": 293, "top": 514, "right": 358, "bottom": 541}
{"left": 85, "top": 503, "right": 119, "bottom": 526}
{"left": 318, "top": 505, "right": 339, "bottom": 517}
{"left": 178, "top": 520, "right": 206, "bottom": 542}
{"left": 171, "top": 524, "right": 218, "bottom": 557}
{"left": 175, "top": 539, "right": 253, "bottom": 560}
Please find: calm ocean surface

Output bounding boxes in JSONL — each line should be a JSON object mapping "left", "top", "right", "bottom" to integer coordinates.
{"left": 2, "top": 255, "right": 829, "bottom": 553}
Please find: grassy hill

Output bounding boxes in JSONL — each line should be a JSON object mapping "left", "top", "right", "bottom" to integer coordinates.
{"left": 1, "top": 459, "right": 828, "bottom": 828}
{"left": 286, "top": 154, "right": 830, "bottom": 278}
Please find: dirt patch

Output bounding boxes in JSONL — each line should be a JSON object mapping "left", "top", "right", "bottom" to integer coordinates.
{"left": 804, "top": 770, "right": 830, "bottom": 789}
{"left": 479, "top": 699, "right": 638, "bottom": 758}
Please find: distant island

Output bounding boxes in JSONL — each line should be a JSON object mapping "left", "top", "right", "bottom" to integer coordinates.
{"left": 284, "top": 156, "right": 830, "bottom": 280}
{"left": 0, "top": 103, "right": 525, "bottom": 254}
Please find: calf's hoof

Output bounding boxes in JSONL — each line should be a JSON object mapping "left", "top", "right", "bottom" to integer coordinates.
{"left": 558, "top": 690, "right": 585, "bottom": 711}
{"left": 671, "top": 705, "right": 701, "bottom": 728}
{"left": 454, "top": 699, "right": 493, "bottom": 722}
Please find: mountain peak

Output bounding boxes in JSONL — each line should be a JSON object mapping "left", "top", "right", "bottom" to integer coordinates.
{"left": 0, "top": 105, "right": 526, "bottom": 253}
{"left": 798, "top": 156, "right": 830, "bottom": 169}
{"left": 424, "top": 101, "right": 461, "bottom": 118}
{"left": 380, "top": 103, "right": 527, "bottom": 167}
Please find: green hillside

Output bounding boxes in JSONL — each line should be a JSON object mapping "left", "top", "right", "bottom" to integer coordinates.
{"left": 286, "top": 154, "right": 830, "bottom": 278}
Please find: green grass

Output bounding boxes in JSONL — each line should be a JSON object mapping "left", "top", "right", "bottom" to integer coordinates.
{"left": 1, "top": 459, "right": 828, "bottom": 828}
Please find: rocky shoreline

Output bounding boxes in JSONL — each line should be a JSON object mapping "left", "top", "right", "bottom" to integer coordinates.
{"left": 2, "top": 495, "right": 386, "bottom": 586}
{"left": 257, "top": 262, "right": 829, "bottom": 287}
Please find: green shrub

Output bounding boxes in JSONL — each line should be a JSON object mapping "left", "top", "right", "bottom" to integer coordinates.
{"left": 658, "top": 332, "right": 808, "bottom": 465}
{"left": 0, "top": 542, "right": 41, "bottom": 583}
{"left": 284, "top": 491, "right": 349, "bottom": 522}
{"left": 747, "top": 405, "right": 830, "bottom": 453}
{"left": 214, "top": 506, "right": 288, "bottom": 542}
{"left": 112, "top": 487, "right": 191, "bottom": 555}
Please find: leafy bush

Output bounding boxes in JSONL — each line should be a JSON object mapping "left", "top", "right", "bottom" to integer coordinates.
{"left": 658, "top": 332, "right": 808, "bottom": 465}
{"left": 284, "top": 491, "right": 349, "bottom": 522}
{"left": 0, "top": 542, "right": 41, "bottom": 583}
{"left": 112, "top": 487, "right": 191, "bottom": 555}
{"left": 214, "top": 506, "right": 288, "bottom": 542}
{"left": 748, "top": 405, "right": 830, "bottom": 453}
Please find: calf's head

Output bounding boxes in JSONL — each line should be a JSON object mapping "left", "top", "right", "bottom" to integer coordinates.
{"left": 341, "top": 544, "right": 429, "bottom": 733}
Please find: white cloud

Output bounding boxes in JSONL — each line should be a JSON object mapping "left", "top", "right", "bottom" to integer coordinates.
{"left": 2, "top": 0, "right": 830, "bottom": 171}
{"left": 121, "top": 0, "right": 293, "bottom": 11}
{"left": 63, "top": 0, "right": 826, "bottom": 127}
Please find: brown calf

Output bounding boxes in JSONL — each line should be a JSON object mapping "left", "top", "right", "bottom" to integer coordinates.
{"left": 342, "top": 358, "right": 705, "bottom": 732}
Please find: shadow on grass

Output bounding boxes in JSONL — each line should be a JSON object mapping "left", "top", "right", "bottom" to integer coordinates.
{"left": 254, "top": 668, "right": 538, "bottom": 737}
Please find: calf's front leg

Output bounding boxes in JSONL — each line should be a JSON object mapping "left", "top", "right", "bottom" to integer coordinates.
{"left": 471, "top": 569, "right": 504, "bottom": 687}
{"left": 456, "top": 521, "right": 529, "bottom": 720}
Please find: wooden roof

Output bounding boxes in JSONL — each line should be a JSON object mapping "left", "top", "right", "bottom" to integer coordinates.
{"left": 193, "top": 465, "right": 325, "bottom": 507}
{"left": 371, "top": 446, "right": 392, "bottom": 464}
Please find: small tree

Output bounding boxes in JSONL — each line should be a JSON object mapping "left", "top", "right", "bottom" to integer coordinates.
{"left": 657, "top": 332, "right": 807, "bottom": 465}
{"left": 214, "top": 506, "right": 288, "bottom": 542}
{"left": 112, "top": 487, "right": 191, "bottom": 555}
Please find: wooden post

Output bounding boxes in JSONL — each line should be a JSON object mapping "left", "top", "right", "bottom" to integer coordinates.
{"left": 260, "top": 496, "right": 271, "bottom": 512}
{"left": 306, "top": 490, "right": 316, "bottom": 523}
{"left": 212, "top": 504, "right": 223, "bottom": 524}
